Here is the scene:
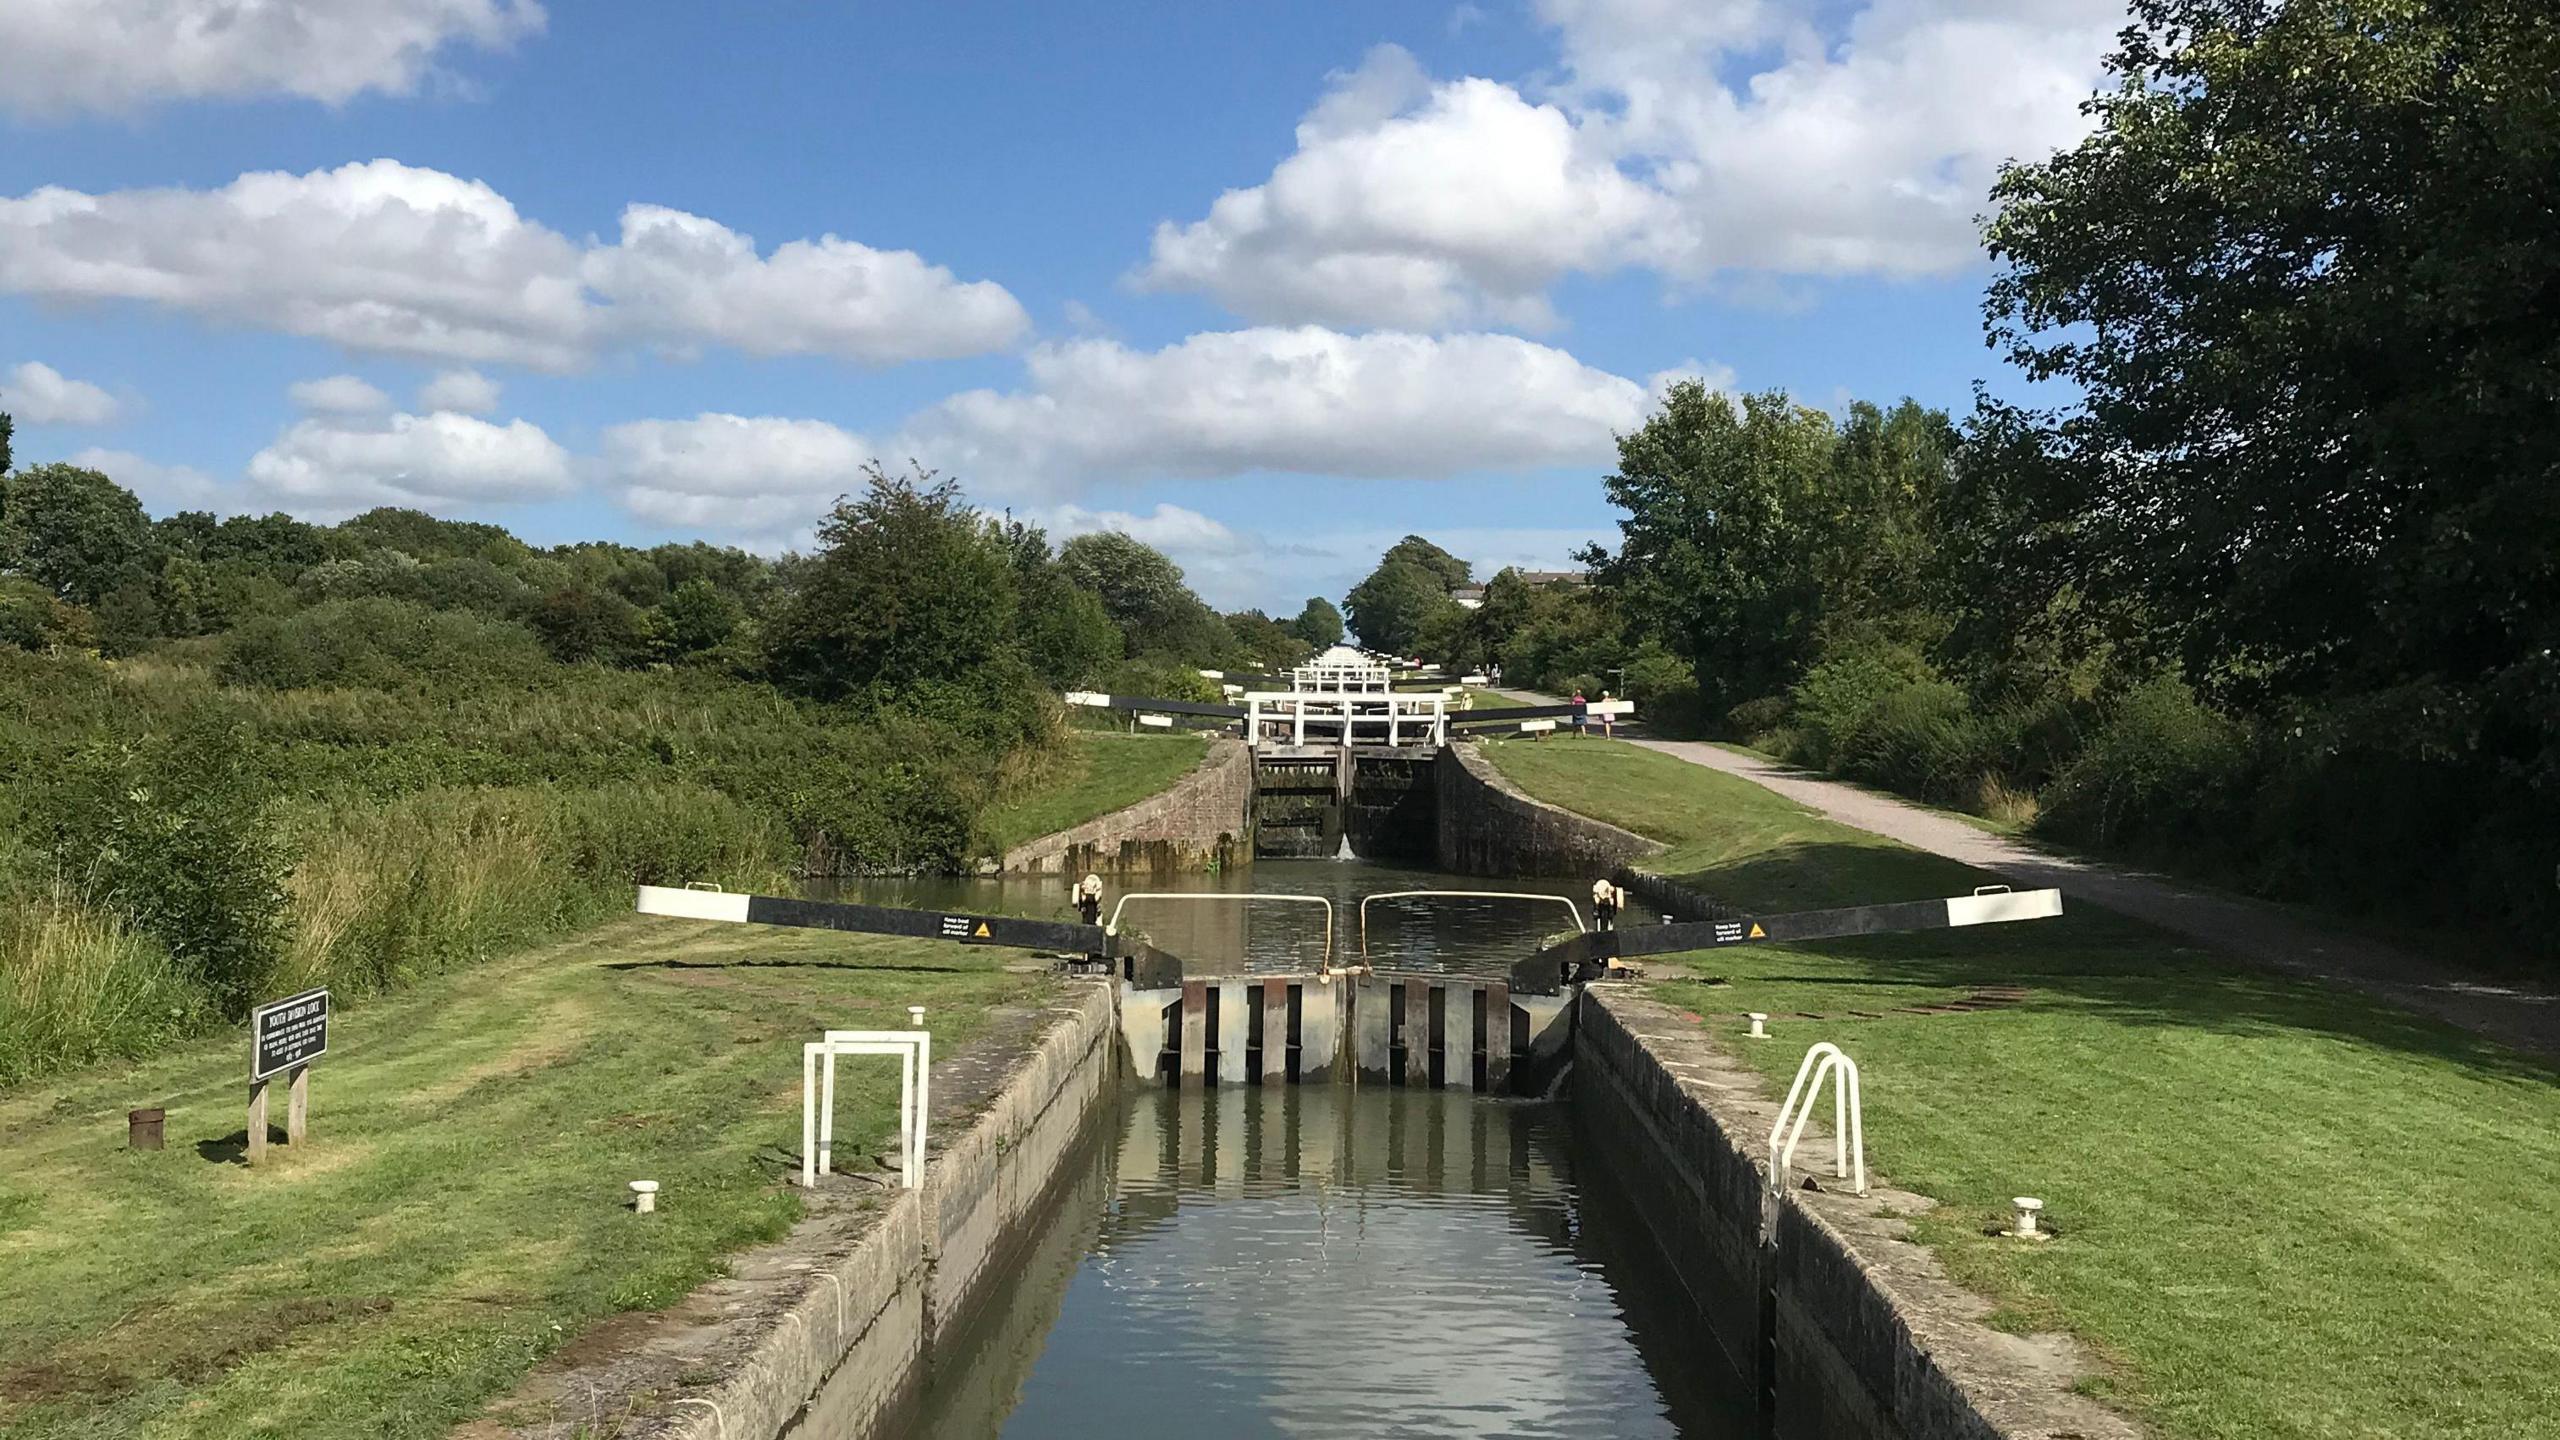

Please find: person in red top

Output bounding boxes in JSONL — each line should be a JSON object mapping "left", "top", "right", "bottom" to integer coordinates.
{"left": 1570, "top": 688, "right": 1588, "bottom": 733}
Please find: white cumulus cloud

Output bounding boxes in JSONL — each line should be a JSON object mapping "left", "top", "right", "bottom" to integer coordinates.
{"left": 1, "top": 360, "right": 122, "bottom": 426}
{"left": 897, "top": 326, "right": 1649, "bottom": 495}
{"left": 1141, "top": 2, "right": 2124, "bottom": 327}
{"left": 288, "top": 374, "right": 393, "bottom": 416}
{"left": 1138, "top": 46, "right": 1670, "bottom": 330}
{"left": 0, "top": 0, "right": 543, "bottom": 117}
{"left": 247, "top": 409, "right": 572, "bottom": 518}
{"left": 0, "top": 160, "right": 1029, "bottom": 370}
{"left": 418, "top": 368, "right": 501, "bottom": 414}
{"left": 597, "top": 413, "right": 872, "bottom": 536}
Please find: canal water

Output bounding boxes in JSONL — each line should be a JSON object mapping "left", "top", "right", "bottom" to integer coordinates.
{"left": 886, "top": 1084, "right": 1756, "bottom": 1438}
{"left": 822, "top": 857, "right": 1663, "bottom": 976}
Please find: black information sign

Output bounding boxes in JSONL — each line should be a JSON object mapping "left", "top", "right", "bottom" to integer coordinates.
{"left": 251, "top": 987, "right": 329, "bottom": 1081}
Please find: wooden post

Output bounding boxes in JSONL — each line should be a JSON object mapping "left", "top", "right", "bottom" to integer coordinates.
{"left": 247, "top": 1079, "right": 269, "bottom": 1165}
{"left": 287, "top": 1064, "right": 310, "bottom": 1145}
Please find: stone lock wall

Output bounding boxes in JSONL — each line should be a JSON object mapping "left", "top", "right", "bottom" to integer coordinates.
{"left": 1002, "top": 739, "right": 1255, "bottom": 875}
{"left": 1575, "top": 988, "right": 2142, "bottom": 1440}
{"left": 1433, "top": 741, "right": 1665, "bottom": 878}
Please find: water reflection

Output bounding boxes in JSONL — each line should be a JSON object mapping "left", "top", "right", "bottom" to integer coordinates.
{"left": 897, "top": 1086, "right": 1753, "bottom": 1439}
{"left": 819, "top": 859, "right": 1657, "bottom": 976}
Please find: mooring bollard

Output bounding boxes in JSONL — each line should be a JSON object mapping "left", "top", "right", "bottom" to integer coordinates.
{"left": 631, "top": 1180, "right": 659, "bottom": 1215}
{"left": 2012, "top": 1196, "right": 2045, "bottom": 1239}
{"left": 127, "top": 1107, "right": 164, "bottom": 1151}
{"left": 907, "top": 1006, "right": 926, "bottom": 1028}
{"left": 1747, "top": 1013, "right": 1770, "bottom": 1040}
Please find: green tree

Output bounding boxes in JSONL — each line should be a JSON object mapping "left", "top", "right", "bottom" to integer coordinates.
{"left": 1983, "top": 0, "right": 2560, "bottom": 704}
{"left": 1055, "top": 532, "right": 1187, "bottom": 643}
{"left": 1342, "top": 558, "right": 1460, "bottom": 656}
{"left": 764, "top": 464, "right": 1019, "bottom": 699}
{"left": 1222, "top": 609, "right": 1315, "bottom": 671}
{"left": 655, "top": 576, "right": 745, "bottom": 658}
{"left": 0, "top": 410, "right": 13, "bottom": 474}
{"left": 0, "top": 463, "right": 158, "bottom": 607}
{"left": 1590, "top": 384, "right": 1842, "bottom": 713}
{"left": 1376, "top": 535, "right": 1471, "bottom": 591}
{"left": 1289, "top": 596, "right": 1343, "bottom": 650}
{"left": 530, "top": 585, "right": 654, "bottom": 667}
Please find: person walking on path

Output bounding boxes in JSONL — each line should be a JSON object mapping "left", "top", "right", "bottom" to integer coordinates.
{"left": 1570, "top": 688, "right": 1588, "bottom": 734}
{"left": 1598, "top": 691, "right": 1616, "bottom": 739}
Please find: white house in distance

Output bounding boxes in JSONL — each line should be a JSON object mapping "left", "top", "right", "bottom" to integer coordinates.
{"left": 1449, "top": 569, "right": 1587, "bottom": 610}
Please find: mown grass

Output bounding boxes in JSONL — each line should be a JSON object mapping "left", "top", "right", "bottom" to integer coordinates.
{"left": 1479, "top": 734, "right": 2560, "bottom": 1440}
{"left": 0, "top": 919, "right": 1047, "bottom": 1439}
{"left": 1460, "top": 687, "right": 1529, "bottom": 710}
{"left": 976, "top": 730, "right": 1206, "bottom": 853}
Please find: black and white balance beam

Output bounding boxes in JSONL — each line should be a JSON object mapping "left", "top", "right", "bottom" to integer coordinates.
{"left": 635, "top": 886, "right": 1191, "bottom": 987}
{"left": 1512, "top": 887, "right": 2064, "bottom": 994}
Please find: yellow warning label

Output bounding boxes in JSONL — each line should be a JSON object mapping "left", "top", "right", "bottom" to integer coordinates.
{"left": 973, "top": 921, "right": 992, "bottom": 938}
{"left": 1748, "top": 923, "right": 1766, "bottom": 939}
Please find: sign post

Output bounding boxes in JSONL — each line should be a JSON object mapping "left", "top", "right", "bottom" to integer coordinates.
{"left": 248, "top": 988, "right": 329, "bottom": 1165}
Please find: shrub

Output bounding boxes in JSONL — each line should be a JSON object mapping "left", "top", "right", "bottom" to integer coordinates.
{"left": 1837, "top": 677, "right": 1985, "bottom": 802}
{"left": 2040, "top": 677, "right": 2253, "bottom": 851}
{"left": 1726, "top": 695, "right": 1791, "bottom": 742}
{"left": 1619, "top": 645, "right": 1702, "bottom": 734}
{"left": 41, "top": 719, "right": 295, "bottom": 1018}
{"left": 219, "top": 597, "right": 551, "bottom": 691}
{"left": 0, "top": 577, "right": 93, "bottom": 653}
{"left": 1788, "top": 641, "right": 1940, "bottom": 769}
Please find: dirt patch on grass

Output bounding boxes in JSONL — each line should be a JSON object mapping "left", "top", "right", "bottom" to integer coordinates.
{"left": 410, "top": 997, "right": 599, "bottom": 1106}
{"left": 0, "top": 1295, "right": 396, "bottom": 1403}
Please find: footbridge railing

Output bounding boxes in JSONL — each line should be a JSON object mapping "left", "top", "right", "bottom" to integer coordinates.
{"left": 1356, "top": 889, "right": 1585, "bottom": 958}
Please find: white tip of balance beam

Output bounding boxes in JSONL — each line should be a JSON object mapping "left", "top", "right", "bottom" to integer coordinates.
{"left": 1943, "top": 889, "right": 2064, "bottom": 927}
{"left": 1063, "top": 690, "right": 1112, "bottom": 707}
{"left": 636, "top": 885, "right": 752, "bottom": 923}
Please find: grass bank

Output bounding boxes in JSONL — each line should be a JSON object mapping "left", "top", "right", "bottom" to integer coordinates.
{"left": 977, "top": 730, "right": 1208, "bottom": 854}
{"left": 1481, "top": 735, "right": 2560, "bottom": 1440}
{"left": 0, "top": 918, "right": 1047, "bottom": 1439}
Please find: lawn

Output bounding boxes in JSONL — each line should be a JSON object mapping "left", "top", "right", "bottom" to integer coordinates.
{"left": 0, "top": 918, "right": 1048, "bottom": 1440}
{"left": 977, "top": 730, "right": 1208, "bottom": 853}
{"left": 1459, "top": 687, "right": 1529, "bottom": 710}
{"left": 1480, "top": 735, "right": 2560, "bottom": 1440}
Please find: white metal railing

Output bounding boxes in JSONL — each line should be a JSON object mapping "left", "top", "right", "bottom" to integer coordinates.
{"left": 1355, "top": 890, "right": 1586, "bottom": 956}
{"left": 1106, "top": 892, "right": 1335, "bottom": 971}
{"left": 1770, "top": 1041, "right": 1866, "bottom": 1196}
{"left": 1243, "top": 691, "right": 1448, "bottom": 749}
{"left": 802, "top": 1027, "right": 930, "bottom": 1189}
{"left": 1290, "top": 664, "right": 1393, "bottom": 693}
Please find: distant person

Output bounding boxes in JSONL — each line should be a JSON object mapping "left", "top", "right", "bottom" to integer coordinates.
{"left": 1073, "top": 874, "right": 1105, "bottom": 971}
{"left": 1598, "top": 690, "right": 1616, "bottom": 739}
{"left": 1570, "top": 688, "right": 1588, "bottom": 733}
{"left": 1592, "top": 878, "right": 1620, "bottom": 931}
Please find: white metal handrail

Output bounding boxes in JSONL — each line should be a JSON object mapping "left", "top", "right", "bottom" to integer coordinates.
{"left": 1243, "top": 692, "right": 1448, "bottom": 749}
{"left": 802, "top": 1029, "right": 930, "bottom": 1189}
{"left": 1106, "top": 892, "right": 1335, "bottom": 970}
{"left": 1770, "top": 1041, "right": 1866, "bottom": 1196}
{"left": 1355, "top": 890, "right": 1586, "bottom": 956}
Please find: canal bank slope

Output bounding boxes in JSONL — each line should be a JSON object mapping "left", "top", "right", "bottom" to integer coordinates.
{"left": 1479, "top": 734, "right": 2560, "bottom": 1440}
{"left": 0, "top": 920, "right": 1056, "bottom": 1440}
{"left": 997, "top": 734, "right": 1250, "bottom": 876}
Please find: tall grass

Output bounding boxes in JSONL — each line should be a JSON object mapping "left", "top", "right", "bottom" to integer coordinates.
{"left": 0, "top": 880, "right": 205, "bottom": 1084}
{"left": 277, "top": 783, "right": 792, "bottom": 999}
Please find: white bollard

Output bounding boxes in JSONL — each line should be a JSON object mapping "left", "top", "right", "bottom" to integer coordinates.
{"left": 1748, "top": 1013, "right": 1770, "bottom": 1040}
{"left": 630, "top": 1180, "right": 659, "bottom": 1215}
{"left": 2013, "top": 1196, "right": 2046, "bottom": 1239}
{"left": 908, "top": 1006, "right": 926, "bottom": 1028}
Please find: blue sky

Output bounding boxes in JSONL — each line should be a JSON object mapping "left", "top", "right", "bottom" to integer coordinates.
{"left": 0, "top": 0, "right": 2123, "bottom": 610}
